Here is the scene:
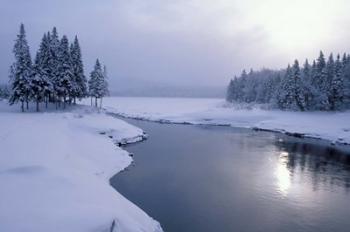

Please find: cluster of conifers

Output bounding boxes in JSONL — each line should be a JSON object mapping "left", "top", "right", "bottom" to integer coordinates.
{"left": 226, "top": 51, "right": 350, "bottom": 111}
{"left": 8, "top": 24, "right": 108, "bottom": 112}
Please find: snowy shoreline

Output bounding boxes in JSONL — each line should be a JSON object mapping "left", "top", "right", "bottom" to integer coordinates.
{"left": 93, "top": 97, "right": 350, "bottom": 150}
{"left": 109, "top": 110, "right": 350, "bottom": 150}
{"left": 0, "top": 101, "right": 162, "bottom": 232}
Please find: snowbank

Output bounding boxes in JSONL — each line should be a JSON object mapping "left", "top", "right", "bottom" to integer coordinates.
{"left": 0, "top": 101, "right": 162, "bottom": 232}
{"left": 88, "top": 97, "right": 350, "bottom": 145}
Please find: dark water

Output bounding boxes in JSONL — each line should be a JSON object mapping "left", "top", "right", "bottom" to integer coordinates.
{"left": 110, "top": 119, "right": 350, "bottom": 232}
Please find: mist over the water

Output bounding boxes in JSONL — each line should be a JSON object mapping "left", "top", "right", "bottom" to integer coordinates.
{"left": 1, "top": 0, "right": 350, "bottom": 97}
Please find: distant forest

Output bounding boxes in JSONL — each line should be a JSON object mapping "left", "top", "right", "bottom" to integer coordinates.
{"left": 226, "top": 51, "right": 350, "bottom": 111}
{"left": 3, "top": 24, "right": 109, "bottom": 112}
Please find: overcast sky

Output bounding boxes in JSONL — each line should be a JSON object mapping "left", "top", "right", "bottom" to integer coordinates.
{"left": 1, "top": 0, "right": 350, "bottom": 91}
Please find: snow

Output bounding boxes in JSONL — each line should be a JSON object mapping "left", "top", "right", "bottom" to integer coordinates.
{"left": 0, "top": 100, "right": 162, "bottom": 232}
{"left": 89, "top": 97, "right": 350, "bottom": 145}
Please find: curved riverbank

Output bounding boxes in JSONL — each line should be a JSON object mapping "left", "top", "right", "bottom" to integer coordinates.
{"left": 90, "top": 97, "right": 350, "bottom": 150}
{"left": 0, "top": 102, "right": 162, "bottom": 232}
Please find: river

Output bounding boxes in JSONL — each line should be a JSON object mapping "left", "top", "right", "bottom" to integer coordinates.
{"left": 110, "top": 118, "right": 350, "bottom": 232}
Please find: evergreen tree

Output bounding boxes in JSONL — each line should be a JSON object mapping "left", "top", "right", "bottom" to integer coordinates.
{"left": 238, "top": 69, "right": 248, "bottom": 102}
{"left": 9, "top": 24, "right": 33, "bottom": 112}
{"left": 102, "top": 65, "right": 110, "bottom": 97}
{"left": 70, "top": 36, "right": 87, "bottom": 102}
{"left": 302, "top": 59, "right": 313, "bottom": 109}
{"left": 328, "top": 54, "right": 344, "bottom": 110}
{"left": 57, "top": 35, "right": 74, "bottom": 108}
{"left": 276, "top": 64, "right": 292, "bottom": 109}
{"left": 344, "top": 55, "right": 350, "bottom": 107}
{"left": 226, "top": 79, "right": 235, "bottom": 102}
{"left": 276, "top": 61, "right": 306, "bottom": 111}
{"left": 0, "top": 84, "right": 10, "bottom": 99}
{"left": 226, "top": 51, "right": 350, "bottom": 112}
{"left": 310, "top": 51, "right": 329, "bottom": 110}
{"left": 34, "top": 33, "right": 54, "bottom": 108}
{"left": 30, "top": 51, "right": 48, "bottom": 111}
{"left": 88, "top": 59, "right": 108, "bottom": 107}
{"left": 49, "top": 27, "right": 61, "bottom": 104}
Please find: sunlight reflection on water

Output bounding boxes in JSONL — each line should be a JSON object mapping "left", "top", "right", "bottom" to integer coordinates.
{"left": 275, "top": 152, "right": 291, "bottom": 196}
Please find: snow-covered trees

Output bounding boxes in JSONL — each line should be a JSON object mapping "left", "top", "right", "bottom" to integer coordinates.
{"left": 88, "top": 59, "right": 109, "bottom": 108}
{"left": 226, "top": 51, "right": 350, "bottom": 111}
{"left": 0, "top": 84, "right": 10, "bottom": 99}
{"left": 57, "top": 35, "right": 74, "bottom": 108}
{"left": 8, "top": 24, "right": 89, "bottom": 111}
{"left": 276, "top": 61, "right": 307, "bottom": 111}
{"left": 9, "top": 24, "right": 32, "bottom": 112}
{"left": 70, "top": 36, "right": 87, "bottom": 102}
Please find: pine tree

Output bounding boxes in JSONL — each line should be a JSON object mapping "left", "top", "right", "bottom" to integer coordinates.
{"left": 310, "top": 51, "right": 329, "bottom": 110}
{"left": 30, "top": 51, "right": 47, "bottom": 111}
{"left": 301, "top": 59, "right": 313, "bottom": 109}
{"left": 328, "top": 54, "right": 344, "bottom": 110}
{"left": 89, "top": 59, "right": 108, "bottom": 108}
{"left": 226, "top": 79, "right": 235, "bottom": 102}
{"left": 49, "top": 27, "right": 61, "bottom": 105}
{"left": 344, "top": 55, "right": 350, "bottom": 107}
{"left": 34, "top": 33, "right": 54, "bottom": 109}
{"left": 276, "top": 65, "right": 292, "bottom": 109}
{"left": 9, "top": 24, "right": 33, "bottom": 112}
{"left": 103, "top": 65, "right": 109, "bottom": 97}
{"left": 292, "top": 60, "right": 307, "bottom": 111}
{"left": 57, "top": 35, "right": 74, "bottom": 108}
{"left": 70, "top": 36, "right": 87, "bottom": 103}
{"left": 277, "top": 61, "right": 306, "bottom": 111}
{"left": 238, "top": 69, "right": 248, "bottom": 102}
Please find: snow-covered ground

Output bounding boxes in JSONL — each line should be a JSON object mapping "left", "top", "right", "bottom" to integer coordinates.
{"left": 0, "top": 100, "right": 162, "bottom": 232}
{"left": 89, "top": 97, "right": 350, "bottom": 146}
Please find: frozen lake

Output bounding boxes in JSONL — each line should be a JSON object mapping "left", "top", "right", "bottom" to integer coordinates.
{"left": 110, "top": 119, "right": 350, "bottom": 232}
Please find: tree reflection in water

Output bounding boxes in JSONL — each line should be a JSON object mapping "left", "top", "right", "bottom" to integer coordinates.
{"left": 275, "top": 136, "right": 350, "bottom": 193}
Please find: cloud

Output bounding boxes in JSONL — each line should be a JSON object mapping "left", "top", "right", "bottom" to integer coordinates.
{"left": 1, "top": 0, "right": 350, "bottom": 92}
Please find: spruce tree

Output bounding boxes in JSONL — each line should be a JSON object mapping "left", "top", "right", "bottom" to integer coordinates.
{"left": 49, "top": 27, "right": 60, "bottom": 105}
{"left": 302, "top": 59, "right": 313, "bottom": 109}
{"left": 31, "top": 54, "right": 46, "bottom": 111}
{"left": 34, "top": 34, "right": 54, "bottom": 108}
{"left": 9, "top": 24, "right": 33, "bottom": 112}
{"left": 328, "top": 54, "right": 344, "bottom": 110}
{"left": 292, "top": 60, "right": 306, "bottom": 111}
{"left": 277, "top": 61, "right": 306, "bottom": 111}
{"left": 70, "top": 36, "right": 87, "bottom": 103}
{"left": 57, "top": 35, "right": 74, "bottom": 108}
{"left": 102, "top": 65, "right": 109, "bottom": 97}
{"left": 310, "top": 51, "right": 329, "bottom": 110}
{"left": 226, "top": 79, "right": 235, "bottom": 102}
{"left": 89, "top": 59, "right": 108, "bottom": 108}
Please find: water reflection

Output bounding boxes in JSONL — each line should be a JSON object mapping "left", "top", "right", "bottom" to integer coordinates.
{"left": 275, "top": 152, "right": 291, "bottom": 196}
{"left": 275, "top": 136, "right": 350, "bottom": 192}
{"left": 112, "top": 119, "right": 350, "bottom": 232}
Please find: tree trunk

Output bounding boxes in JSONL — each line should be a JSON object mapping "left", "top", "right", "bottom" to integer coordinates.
{"left": 90, "top": 97, "right": 92, "bottom": 106}
{"left": 100, "top": 98, "right": 103, "bottom": 109}
{"left": 21, "top": 101, "right": 24, "bottom": 112}
{"left": 74, "top": 97, "right": 76, "bottom": 105}
{"left": 26, "top": 101, "right": 29, "bottom": 110}
{"left": 95, "top": 97, "right": 98, "bottom": 107}
{"left": 45, "top": 97, "right": 48, "bottom": 109}
{"left": 63, "top": 96, "right": 66, "bottom": 109}
{"left": 36, "top": 100, "right": 39, "bottom": 112}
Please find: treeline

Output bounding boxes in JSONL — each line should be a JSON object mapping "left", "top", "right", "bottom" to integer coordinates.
{"left": 8, "top": 24, "right": 108, "bottom": 112}
{"left": 226, "top": 51, "right": 350, "bottom": 111}
{"left": 0, "top": 85, "right": 10, "bottom": 99}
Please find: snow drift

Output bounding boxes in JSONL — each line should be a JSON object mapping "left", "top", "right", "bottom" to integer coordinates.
{"left": 0, "top": 101, "right": 162, "bottom": 232}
